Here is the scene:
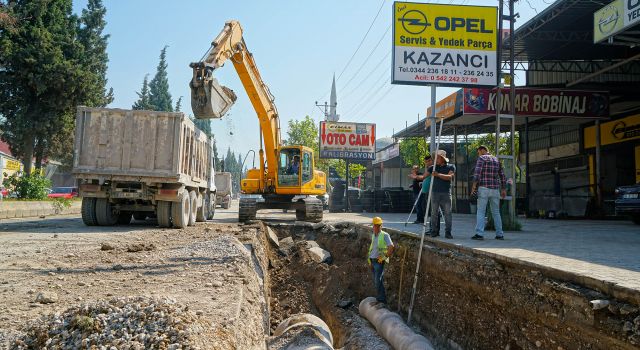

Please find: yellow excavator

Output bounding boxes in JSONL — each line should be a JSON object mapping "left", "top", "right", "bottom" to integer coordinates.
{"left": 189, "top": 20, "right": 326, "bottom": 222}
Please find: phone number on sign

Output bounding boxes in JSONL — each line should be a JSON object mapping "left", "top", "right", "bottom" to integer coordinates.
{"left": 414, "top": 75, "right": 480, "bottom": 83}
{"left": 397, "top": 67, "right": 495, "bottom": 77}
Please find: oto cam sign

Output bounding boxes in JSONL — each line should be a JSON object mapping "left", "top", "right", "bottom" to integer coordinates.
{"left": 594, "top": 0, "right": 640, "bottom": 43}
{"left": 319, "top": 121, "right": 376, "bottom": 160}
{"left": 392, "top": 2, "right": 498, "bottom": 87}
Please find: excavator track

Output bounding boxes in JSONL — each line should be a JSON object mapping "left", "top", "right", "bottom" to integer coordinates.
{"left": 239, "top": 198, "right": 257, "bottom": 222}
{"left": 296, "top": 197, "right": 323, "bottom": 223}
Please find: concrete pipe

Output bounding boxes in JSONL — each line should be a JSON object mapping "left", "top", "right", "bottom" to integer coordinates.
{"left": 359, "top": 297, "right": 433, "bottom": 350}
{"left": 271, "top": 313, "right": 334, "bottom": 349}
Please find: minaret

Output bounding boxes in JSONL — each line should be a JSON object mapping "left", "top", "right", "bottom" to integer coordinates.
{"left": 328, "top": 74, "right": 339, "bottom": 122}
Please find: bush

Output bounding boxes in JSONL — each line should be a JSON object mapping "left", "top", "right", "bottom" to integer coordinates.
{"left": 5, "top": 172, "right": 52, "bottom": 199}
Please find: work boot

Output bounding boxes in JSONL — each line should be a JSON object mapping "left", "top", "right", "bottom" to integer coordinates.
{"left": 430, "top": 232, "right": 440, "bottom": 237}
{"left": 445, "top": 233, "right": 453, "bottom": 239}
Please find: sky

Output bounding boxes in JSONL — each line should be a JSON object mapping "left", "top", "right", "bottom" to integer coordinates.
{"left": 71, "top": 0, "right": 553, "bottom": 161}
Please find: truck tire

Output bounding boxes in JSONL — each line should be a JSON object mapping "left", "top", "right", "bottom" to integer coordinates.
{"left": 95, "top": 198, "right": 118, "bottom": 226}
{"left": 239, "top": 198, "right": 257, "bottom": 222}
{"left": 196, "top": 192, "right": 207, "bottom": 222}
{"left": 81, "top": 197, "right": 98, "bottom": 226}
{"left": 207, "top": 192, "right": 215, "bottom": 220}
{"left": 157, "top": 201, "right": 172, "bottom": 228}
{"left": 171, "top": 190, "right": 190, "bottom": 229}
{"left": 133, "top": 212, "right": 147, "bottom": 221}
{"left": 188, "top": 190, "right": 197, "bottom": 226}
{"left": 117, "top": 211, "right": 132, "bottom": 225}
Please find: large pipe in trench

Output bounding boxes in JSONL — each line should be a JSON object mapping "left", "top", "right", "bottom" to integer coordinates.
{"left": 270, "top": 313, "right": 334, "bottom": 349}
{"left": 359, "top": 297, "right": 433, "bottom": 350}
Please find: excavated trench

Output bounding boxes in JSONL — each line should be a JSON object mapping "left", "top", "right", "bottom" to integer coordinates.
{"left": 258, "top": 221, "right": 640, "bottom": 350}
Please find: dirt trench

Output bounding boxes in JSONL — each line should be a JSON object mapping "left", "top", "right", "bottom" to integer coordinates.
{"left": 261, "top": 221, "right": 640, "bottom": 350}
{"left": 263, "top": 222, "right": 394, "bottom": 350}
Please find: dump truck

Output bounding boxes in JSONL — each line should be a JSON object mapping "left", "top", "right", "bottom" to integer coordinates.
{"left": 214, "top": 172, "right": 232, "bottom": 209}
{"left": 73, "top": 106, "right": 217, "bottom": 229}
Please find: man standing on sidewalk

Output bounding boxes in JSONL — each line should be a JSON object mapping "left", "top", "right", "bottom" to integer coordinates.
{"left": 429, "top": 150, "right": 455, "bottom": 239}
{"left": 409, "top": 165, "right": 424, "bottom": 224}
{"left": 471, "top": 145, "right": 507, "bottom": 240}
{"left": 368, "top": 217, "right": 395, "bottom": 304}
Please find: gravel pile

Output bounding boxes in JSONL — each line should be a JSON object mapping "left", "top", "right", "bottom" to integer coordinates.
{"left": 11, "top": 296, "right": 210, "bottom": 350}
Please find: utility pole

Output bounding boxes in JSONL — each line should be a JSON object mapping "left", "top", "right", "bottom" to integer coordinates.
{"left": 497, "top": 0, "right": 518, "bottom": 223}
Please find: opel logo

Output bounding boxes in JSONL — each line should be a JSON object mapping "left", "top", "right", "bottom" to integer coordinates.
{"left": 398, "top": 10, "right": 429, "bottom": 35}
{"left": 612, "top": 121, "right": 626, "bottom": 140}
{"left": 597, "top": 4, "right": 620, "bottom": 35}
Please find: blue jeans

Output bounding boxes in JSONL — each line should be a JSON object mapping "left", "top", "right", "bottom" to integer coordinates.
{"left": 370, "top": 259, "right": 386, "bottom": 303}
{"left": 475, "top": 186, "right": 503, "bottom": 237}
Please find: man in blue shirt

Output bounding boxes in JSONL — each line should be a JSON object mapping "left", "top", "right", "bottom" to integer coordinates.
{"left": 288, "top": 155, "right": 300, "bottom": 175}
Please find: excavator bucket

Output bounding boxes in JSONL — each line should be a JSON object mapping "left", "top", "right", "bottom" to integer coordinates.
{"left": 190, "top": 64, "right": 237, "bottom": 119}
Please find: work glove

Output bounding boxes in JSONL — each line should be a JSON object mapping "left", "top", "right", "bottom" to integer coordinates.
{"left": 377, "top": 256, "right": 385, "bottom": 264}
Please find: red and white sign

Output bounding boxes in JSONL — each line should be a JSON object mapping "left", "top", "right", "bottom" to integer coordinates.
{"left": 319, "top": 121, "right": 376, "bottom": 160}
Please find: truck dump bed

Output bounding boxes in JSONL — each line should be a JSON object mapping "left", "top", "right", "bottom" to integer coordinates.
{"left": 73, "top": 107, "right": 211, "bottom": 187}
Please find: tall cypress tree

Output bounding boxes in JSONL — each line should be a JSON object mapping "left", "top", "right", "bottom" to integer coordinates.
{"left": 174, "top": 96, "right": 182, "bottom": 112}
{"left": 0, "top": 0, "right": 92, "bottom": 174}
{"left": 132, "top": 74, "right": 152, "bottom": 110}
{"left": 149, "top": 46, "right": 172, "bottom": 112}
{"left": 77, "top": 0, "right": 113, "bottom": 107}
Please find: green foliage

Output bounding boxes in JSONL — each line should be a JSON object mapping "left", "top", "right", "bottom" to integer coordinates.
{"left": 0, "top": 0, "right": 112, "bottom": 174}
{"left": 399, "top": 137, "right": 429, "bottom": 167}
{"left": 132, "top": 74, "right": 152, "bottom": 110}
{"left": 175, "top": 96, "right": 183, "bottom": 112}
{"left": 192, "top": 117, "right": 212, "bottom": 138}
{"left": 467, "top": 133, "right": 519, "bottom": 158}
{"left": 149, "top": 46, "right": 173, "bottom": 112}
{"left": 51, "top": 197, "right": 72, "bottom": 214}
{"left": 285, "top": 116, "right": 318, "bottom": 150}
{"left": 4, "top": 172, "right": 51, "bottom": 199}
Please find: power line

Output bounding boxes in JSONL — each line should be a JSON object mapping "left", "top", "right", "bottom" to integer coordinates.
{"left": 342, "top": 51, "right": 391, "bottom": 100}
{"left": 342, "top": 69, "right": 389, "bottom": 117}
{"left": 355, "top": 85, "right": 396, "bottom": 122}
{"left": 347, "top": 76, "right": 391, "bottom": 118}
{"left": 339, "top": 25, "right": 391, "bottom": 93}
{"left": 316, "top": 0, "right": 387, "bottom": 101}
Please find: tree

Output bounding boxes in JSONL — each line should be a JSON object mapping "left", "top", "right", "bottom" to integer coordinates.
{"left": 399, "top": 137, "right": 429, "bottom": 167}
{"left": 174, "top": 96, "right": 182, "bottom": 112}
{"left": 131, "top": 75, "right": 151, "bottom": 110}
{"left": 77, "top": 0, "right": 113, "bottom": 107}
{"left": 0, "top": 0, "right": 100, "bottom": 174}
{"left": 149, "top": 46, "right": 172, "bottom": 112}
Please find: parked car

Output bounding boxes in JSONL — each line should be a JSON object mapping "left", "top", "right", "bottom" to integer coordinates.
{"left": 615, "top": 183, "right": 640, "bottom": 224}
{"left": 47, "top": 187, "right": 79, "bottom": 199}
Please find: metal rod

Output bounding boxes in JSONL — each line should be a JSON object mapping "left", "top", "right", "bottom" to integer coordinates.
{"left": 595, "top": 120, "right": 602, "bottom": 211}
{"left": 430, "top": 85, "right": 437, "bottom": 155}
{"left": 407, "top": 116, "right": 444, "bottom": 326}
{"left": 567, "top": 52, "right": 640, "bottom": 87}
{"left": 509, "top": 0, "right": 517, "bottom": 222}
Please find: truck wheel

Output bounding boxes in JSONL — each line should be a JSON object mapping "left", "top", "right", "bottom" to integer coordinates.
{"left": 81, "top": 197, "right": 98, "bottom": 226}
{"left": 133, "top": 212, "right": 147, "bottom": 221}
{"left": 171, "top": 190, "right": 190, "bottom": 229}
{"left": 196, "top": 192, "right": 207, "bottom": 222}
{"left": 117, "top": 211, "right": 132, "bottom": 225}
{"left": 207, "top": 193, "right": 216, "bottom": 220}
{"left": 95, "top": 198, "right": 118, "bottom": 226}
{"left": 188, "top": 190, "right": 197, "bottom": 226}
{"left": 157, "top": 201, "right": 172, "bottom": 228}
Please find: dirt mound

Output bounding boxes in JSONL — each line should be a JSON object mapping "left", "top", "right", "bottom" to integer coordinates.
{"left": 11, "top": 296, "right": 212, "bottom": 349}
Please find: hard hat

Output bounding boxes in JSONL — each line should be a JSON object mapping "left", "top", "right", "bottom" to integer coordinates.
{"left": 372, "top": 217, "right": 383, "bottom": 225}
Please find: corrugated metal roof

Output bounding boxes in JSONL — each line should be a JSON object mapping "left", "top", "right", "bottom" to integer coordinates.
{"left": 505, "top": 0, "right": 638, "bottom": 61}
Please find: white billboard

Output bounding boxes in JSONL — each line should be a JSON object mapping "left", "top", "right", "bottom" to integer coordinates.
{"left": 319, "top": 121, "right": 376, "bottom": 160}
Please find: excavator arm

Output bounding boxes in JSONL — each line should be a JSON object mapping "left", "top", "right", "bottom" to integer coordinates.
{"left": 190, "top": 20, "right": 281, "bottom": 188}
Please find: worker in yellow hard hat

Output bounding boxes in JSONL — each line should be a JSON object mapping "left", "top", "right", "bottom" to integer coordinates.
{"left": 367, "top": 216, "right": 395, "bottom": 304}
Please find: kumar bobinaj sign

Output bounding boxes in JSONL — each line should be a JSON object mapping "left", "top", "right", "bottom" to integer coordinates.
{"left": 319, "top": 121, "right": 376, "bottom": 160}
